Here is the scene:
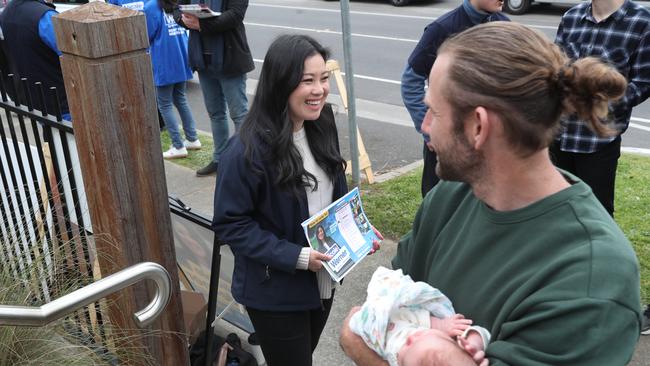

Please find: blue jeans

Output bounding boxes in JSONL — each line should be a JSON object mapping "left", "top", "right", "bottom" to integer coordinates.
{"left": 156, "top": 82, "right": 198, "bottom": 149}
{"left": 198, "top": 69, "right": 248, "bottom": 162}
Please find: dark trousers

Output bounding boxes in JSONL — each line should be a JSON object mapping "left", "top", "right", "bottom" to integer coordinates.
{"left": 246, "top": 296, "right": 334, "bottom": 366}
{"left": 549, "top": 136, "right": 621, "bottom": 216}
{"left": 422, "top": 142, "right": 441, "bottom": 198}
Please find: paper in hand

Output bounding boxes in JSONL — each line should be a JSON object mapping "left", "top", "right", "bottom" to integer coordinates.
{"left": 179, "top": 4, "right": 221, "bottom": 19}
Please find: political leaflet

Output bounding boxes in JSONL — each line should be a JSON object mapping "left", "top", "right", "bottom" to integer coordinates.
{"left": 301, "top": 187, "right": 378, "bottom": 282}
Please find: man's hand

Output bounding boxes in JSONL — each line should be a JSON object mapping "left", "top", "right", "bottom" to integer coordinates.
{"left": 181, "top": 14, "right": 200, "bottom": 30}
{"left": 340, "top": 306, "right": 389, "bottom": 366}
{"left": 308, "top": 250, "right": 331, "bottom": 272}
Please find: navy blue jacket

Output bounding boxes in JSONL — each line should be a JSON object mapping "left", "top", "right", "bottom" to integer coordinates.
{"left": 0, "top": 0, "right": 68, "bottom": 116}
{"left": 408, "top": 5, "right": 509, "bottom": 77}
{"left": 212, "top": 113, "right": 347, "bottom": 311}
{"left": 177, "top": 0, "right": 254, "bottom": 75}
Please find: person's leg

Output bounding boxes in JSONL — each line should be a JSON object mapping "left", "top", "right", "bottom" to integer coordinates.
{"left": 572, "top": 137, "right": 621, "bottom": 216}
{"left": 220, "top": 72, "right": 249, "bottom": 134}
{"left": 198, "top": 70, "right": 228, "bottom": 163}
{"left": 246, "top": 307, "right": 313, "bottom": 366}
{"left": 421, "top": 142, "right": 440, "bottom": 198}
{"left": 309, "top": 295, "right": 334, "bottom": 352}
{"left": 171, "top": 81, "right": 198, "bottom": 143}
{"left": 642, "top": 304, "right": 650, "bottom": 335}
{"left": 156, "top": 84, "right": 183, "bottom": 149}
{"left": 157, "top": 108, "right": 165, "bottom": 131}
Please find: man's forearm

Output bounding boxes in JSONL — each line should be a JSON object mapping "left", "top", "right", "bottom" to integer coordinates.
{"left": 340, "top": 336, "right": 388, "bottom": 366}
{"left": 340, "top": 307, "right": 389, "bottom": 366}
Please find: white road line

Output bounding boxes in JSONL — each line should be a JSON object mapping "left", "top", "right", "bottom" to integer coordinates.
{"left": 249, "top": 2, "right": 558, "bottom": 30}
{"left": 630, "top": 123, "right": 650, "bottom": 132}
{"left": 631, "top": 117, "right": 650, "bottom": 124}
{"left": 252, "top": 58, "right": 402, "bottom": 85}
{"left": 250, "top": 2, "right": 452, "bottom": 19}
{"left": 193, "top": 76, "right": 650, "bottom": 131}
{"left": 253, "top": 58, "right": 650, "bottom": 123}
{"left": 245, "top": 22, "right": 419, "bottom": 43}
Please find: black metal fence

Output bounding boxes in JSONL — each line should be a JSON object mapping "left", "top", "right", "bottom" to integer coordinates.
{"left": 0, "top": 72, "right": 253, "bottom": 364}
{"left": 0, "top": 72, "right": 106, "bottom": 349}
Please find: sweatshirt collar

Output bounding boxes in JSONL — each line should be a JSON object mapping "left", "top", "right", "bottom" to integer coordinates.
{"left": 463, "top": 0, "right": 491, "bottom": 25}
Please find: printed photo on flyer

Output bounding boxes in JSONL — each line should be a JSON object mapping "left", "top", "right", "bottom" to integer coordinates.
{"left": 301, "top": 187, "right": 378, "bottom": 282}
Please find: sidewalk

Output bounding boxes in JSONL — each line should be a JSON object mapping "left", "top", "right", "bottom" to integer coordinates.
{"left": 162, "top": 160, "right": 649, "bottom": 366}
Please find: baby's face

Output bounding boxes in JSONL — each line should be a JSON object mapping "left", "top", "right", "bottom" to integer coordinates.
{"left": 397, "top": 329, "right": 472, "bottom": 366}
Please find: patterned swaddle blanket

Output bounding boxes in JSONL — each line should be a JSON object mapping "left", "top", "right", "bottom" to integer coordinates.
{"left": 349, "top": 266, "right": 456, "bottom": 365}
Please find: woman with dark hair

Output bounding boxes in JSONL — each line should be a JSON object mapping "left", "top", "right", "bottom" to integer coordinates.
{"left": 212, "top": 34, "right": 350, "bottom": 365}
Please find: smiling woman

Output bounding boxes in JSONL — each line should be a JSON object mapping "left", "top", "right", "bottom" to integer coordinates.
{"left": 212, "top": 34, "right": 349, "bottom": 366}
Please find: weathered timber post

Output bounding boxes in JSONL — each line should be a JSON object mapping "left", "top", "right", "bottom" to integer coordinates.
{"left": 52, "top": 3, "right": 189, "bottom": 365}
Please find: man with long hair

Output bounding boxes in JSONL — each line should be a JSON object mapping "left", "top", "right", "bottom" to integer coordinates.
{"left": 401, "top": 0, "right": 508, "bottom": 198}
{"left": 341, "top": 22, "right": 641, "bottom": 365}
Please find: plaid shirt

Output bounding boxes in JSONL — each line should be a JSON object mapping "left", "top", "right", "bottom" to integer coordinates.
{"left": 555, "top": 0, "right": 650, "bottom": 153}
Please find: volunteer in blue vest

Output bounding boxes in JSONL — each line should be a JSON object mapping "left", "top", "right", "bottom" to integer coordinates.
{"left": 401, "top": 0, "right": 508, "bottom": 197}
{"left": 0, "top": 0, "right": 70, "bottom": 120}
{"left": 141, "top": 0, "right": 201, "bottom": 159}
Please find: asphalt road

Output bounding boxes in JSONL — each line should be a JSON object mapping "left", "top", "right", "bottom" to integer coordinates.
{"left": 178, "top": 2, "right": 650, "bottom": 364}
{"left": 183, "top": 0, "right": 650, "bottom": 172}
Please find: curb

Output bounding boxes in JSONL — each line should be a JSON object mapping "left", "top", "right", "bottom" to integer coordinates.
{"left": 372, "top": 159, "right": 423, "bottom": 184}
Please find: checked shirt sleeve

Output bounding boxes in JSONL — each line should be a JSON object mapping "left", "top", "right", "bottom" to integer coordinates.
{"left": 619, "top": 29, "right": 650, "bottom": 110}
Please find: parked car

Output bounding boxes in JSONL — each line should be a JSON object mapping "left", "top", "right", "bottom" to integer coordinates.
{"left": 504, "top": 0, "right": 650, "bottom": 15}
{"left": 325, "top": 0, "right": 412, "bottom": 7}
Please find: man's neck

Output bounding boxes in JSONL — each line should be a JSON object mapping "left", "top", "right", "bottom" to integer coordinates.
{"left": 591, "top": 0, "right": 625, "bottom": 22}
{"left": 467, "top": 0, "right": 489, "bottom": 14}
{"left": 471, "top": 149, "right": 571, "bottom": 212}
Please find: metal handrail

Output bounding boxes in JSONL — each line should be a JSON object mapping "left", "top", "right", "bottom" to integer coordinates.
{"left": 0, "top": 262, "right": 171, "bottom": 328}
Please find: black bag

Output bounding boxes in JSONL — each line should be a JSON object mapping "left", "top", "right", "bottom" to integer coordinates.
{"left": 189, "top": 331, "right": 258, "bottom": 366}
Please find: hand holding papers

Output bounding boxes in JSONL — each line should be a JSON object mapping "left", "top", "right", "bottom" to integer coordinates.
{"left": 301, "top": 188, "right": 379, "bottom": 282}
{"left": 178, "top": 4, "right": 221, "bottom": 19}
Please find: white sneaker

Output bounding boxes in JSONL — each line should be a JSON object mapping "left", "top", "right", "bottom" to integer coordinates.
{"left": 163, "top": 146, "right": 188, "bottom": 159}
{"left": 184, "top": 139, "right": 202, "bottom": 150}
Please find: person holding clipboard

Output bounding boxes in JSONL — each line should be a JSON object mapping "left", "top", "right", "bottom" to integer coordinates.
{"left": 175, "top": 0, "right": 254, "bottom": 176}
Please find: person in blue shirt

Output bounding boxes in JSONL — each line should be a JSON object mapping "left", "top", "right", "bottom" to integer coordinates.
{"left": 137, "top": 0, "right": 201, "bottom": 159}
{"left": 0, "top": 0, "right": 71, "bottom": 121}
{"left": 401, "top": 0, "right": 508, "bottom": 197}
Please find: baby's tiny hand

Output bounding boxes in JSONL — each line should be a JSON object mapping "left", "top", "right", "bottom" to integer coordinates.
{"left": 458, "top": 332, "right": 488, "bottom": 366}
{"left": 430, "top": 313, "right": 473, "bottom": 337}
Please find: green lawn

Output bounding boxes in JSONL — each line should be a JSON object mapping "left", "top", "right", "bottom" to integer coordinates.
{"left": 160, "top": 130, "right": 213, "bottom": 170}
{"left": 161, "top": 129, "right": 650, "bottom": 302}
{"left": 360, "top": 154, "right": 650, "bottom": 303}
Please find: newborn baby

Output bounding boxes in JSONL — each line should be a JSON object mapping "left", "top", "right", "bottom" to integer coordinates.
{"left": 349, "top": 267, "right": 490, "bottom": 366}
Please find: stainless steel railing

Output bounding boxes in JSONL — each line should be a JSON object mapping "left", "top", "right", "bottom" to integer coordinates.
{"left": 0, "top": 262, "right": 171, "bottom": 328}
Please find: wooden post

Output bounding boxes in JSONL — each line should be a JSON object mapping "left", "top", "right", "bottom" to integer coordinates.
{"left": 326, "top": 60, "right": 375, "bottom": 184}
{"left": 53, "top": 3, "right": 188, "bottom": 365}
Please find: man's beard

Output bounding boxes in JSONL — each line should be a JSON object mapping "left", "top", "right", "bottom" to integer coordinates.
{"left": 435, "top": 133, "right": 483, "bottom": 183}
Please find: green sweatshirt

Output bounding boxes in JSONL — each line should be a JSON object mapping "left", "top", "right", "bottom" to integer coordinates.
{"left": 392, "top": 178, "right": 641, "bottom": 366}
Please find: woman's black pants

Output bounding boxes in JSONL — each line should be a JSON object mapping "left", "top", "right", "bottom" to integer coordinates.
{"left": 246, "top": 297, "right": 334, "bottom": 366}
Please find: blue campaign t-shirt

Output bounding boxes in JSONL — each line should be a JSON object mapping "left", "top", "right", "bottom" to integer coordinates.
{"left": 109, "top": 0, "right": 192, "bottom": 86}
